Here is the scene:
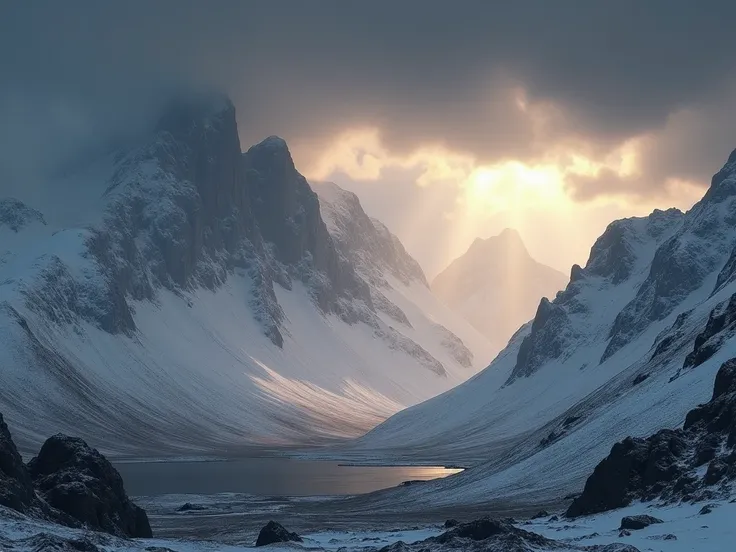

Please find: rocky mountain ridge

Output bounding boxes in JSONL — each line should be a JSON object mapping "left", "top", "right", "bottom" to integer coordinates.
{"left": 0, "top": 95, "right": 491, "bottom": 454}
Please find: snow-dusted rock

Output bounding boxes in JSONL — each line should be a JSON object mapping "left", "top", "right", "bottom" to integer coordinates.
{"left": 28, "top": 435, "right": 151, "bottom": 538}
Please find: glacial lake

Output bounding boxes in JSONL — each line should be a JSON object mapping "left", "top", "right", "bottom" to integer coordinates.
{"left": 115, "top": 457, "right": 462, "bottom": 497}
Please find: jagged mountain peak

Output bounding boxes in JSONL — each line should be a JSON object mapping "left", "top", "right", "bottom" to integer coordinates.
{"left": 0, "top": 93, "right": 493, "bottom": 453}
{"left": 432, "top": 229, "right": 567, "bottom": 351}
{"left": 583, "top": 208, "right": 684, "bottom": 285}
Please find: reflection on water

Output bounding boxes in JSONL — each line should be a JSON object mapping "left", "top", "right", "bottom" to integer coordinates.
{"left": 115, "top": 458, "right": 462, "bottom": 497}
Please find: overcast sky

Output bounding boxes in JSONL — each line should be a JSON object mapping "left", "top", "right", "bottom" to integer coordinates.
{"left": 3, "top": 1, "right": 736, "bottom": 276}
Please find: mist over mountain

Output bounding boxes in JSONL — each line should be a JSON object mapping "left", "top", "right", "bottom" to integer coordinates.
{"left": 340, "top": 147, "right": 736, "bottom": 516}
{"left": 0, "top": 95, "right": 493, "bottom": 456}
{"left": 431, "top": 229, "right": 568, "bottom": 351}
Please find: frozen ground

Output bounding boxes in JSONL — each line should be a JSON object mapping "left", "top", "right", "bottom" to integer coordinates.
{"left": 2, "top": 497, "right": 733, "bottom": 551}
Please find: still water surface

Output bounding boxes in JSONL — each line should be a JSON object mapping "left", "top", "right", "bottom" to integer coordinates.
{"left": 115, "top": 458, "right": 461, "bottom": 497}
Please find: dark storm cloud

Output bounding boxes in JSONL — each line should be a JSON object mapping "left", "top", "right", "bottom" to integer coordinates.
{"left": 3, "top": 0, "right": 736, "bottom": 198}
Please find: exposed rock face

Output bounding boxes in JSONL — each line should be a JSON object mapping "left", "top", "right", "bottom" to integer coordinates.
{"left": 603, "top": 157, "right": 736, "bottom": 361}
{"left": 314, "top": 179, "right": 474, "bottom": 372}
{"left": 18, "top": 99, "right": 378, "bottom": 349}
{"left": 245, "top": 141, "right": 372, "bottom": 317}
{"left": 431, "top": 229, "right": 567, "bottom": 350}
{"left": 0, "top": 198, "right": 46, "bottom": 232}
{"left": 567, "top": 358, "right": 736, "bottom": 517}
{"left": 508, "top": 297, "right": 574, "bottom": 383}
{"left": 314, "top": 181, "right": 426, "bottom": 288}
{"left": 28, "top": 434, "right": 152, "bottom": 538}
{"left": 684, "top": 292, "right": 736, "bottom": 368}
{"left": 255, "top": 520, "right": 302, "bottom": 547}
{"left": 619, "top": 515, "right": 662, "bottom": 530}
{"left": 0, "top": 413, "right": 35, "bottom": 512}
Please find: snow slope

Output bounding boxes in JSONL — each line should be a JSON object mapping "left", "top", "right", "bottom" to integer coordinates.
{"left": 0, "top": 96, "right": 492, "bottom": 456}
{"left": 431, "top": 228, "right": 568, "bottom": 351}
{"left": 339, "top": 148, "right": 736, "bottom": 507}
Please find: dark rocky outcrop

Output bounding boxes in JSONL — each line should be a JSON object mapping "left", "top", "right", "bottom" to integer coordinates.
{"left": 0, "top": 413, "right": 35, "bottom": 512}
{"left": 508, "top": 298, "right": 574, "bottom": 383}
{"left": 28, "top": 434, "right": 151, "bottom": 538}
{"left": 176, "top": 502, "right": 207, "bottom": 512}
{"left": 619, "top": 515, "right": 662, "bottom": 530}
{"left": 585, "top": 220, "right": 640, "bottom": 285}
{"left": 378, "top": 517, "right": 639, "bottom": 551}
{"left": 603, "top": 234, "right": 707, "bottom": 362}
{"left": 244, "top": 138, "right": 372, "bottom": 316}
{"left": 443, "top": 518, "right": 459, "bottom": 528}
{"left": 683, "top": 292, "right": 736, "bottom": 368}
{"left": 568, "top": 358, "right": 736, "bottom": 517}
{"left": 632, "top": 373, "right": 650, "bottom": 386}
{"left": 255, "top": 520, "right": 303, "bottom": 547}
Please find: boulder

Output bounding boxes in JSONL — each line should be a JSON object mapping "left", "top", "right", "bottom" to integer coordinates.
{"left": 177, "top": 502, "right": 207, "bottom": 512}
{"left": 0, "top": 413, "right": 35, "bottom": 512}
{"left": 443, "top": 518, "right": 459, "bottom": 528}
{"left": 28, "top": 434, "right": 151, "bottom": 538}
{"left": 255, "top": 520, "right": 302, "bottom": 547}
{"left": 619, "top": 515, "right": 663, "bottom": 530}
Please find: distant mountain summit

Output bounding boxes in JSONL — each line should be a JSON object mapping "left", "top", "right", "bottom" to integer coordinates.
{"left": 431, "top": 228, "right": 567, "bottom": 351}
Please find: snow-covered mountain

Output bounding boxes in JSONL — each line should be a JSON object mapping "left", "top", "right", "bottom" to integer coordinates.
{"left": 339, "top": 148, "right": 736, "bottom": 509}
{"left": 431, "top": 228, "right": 567, "bottom": 351}
{"left": 0, "top": 96, "right": 493, "bottom": 456}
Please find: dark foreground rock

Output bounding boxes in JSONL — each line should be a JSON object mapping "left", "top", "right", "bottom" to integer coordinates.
{"left": 0, "top": 413, "right": 35, "bottom": 512}
{"left": 378, "top": 517, "right": 640, "bottom": 552}
{"left": 619, "top": 515, "right": 663, "bottom": 530}
{"left": 255, "top": 520, "right": 303, "bottom": 547}
{"left": 443, "top": 518, "right": 459, "bottom": 528}
{"left": 28, "top": 434, "right": 152, "bottom": 538}
{"left": 568, "top": 358, "right": 736, "bottom": 517}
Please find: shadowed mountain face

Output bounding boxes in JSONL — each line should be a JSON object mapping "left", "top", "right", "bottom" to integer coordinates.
{"left": 0, "top": 94, "right": 492, "bottom": 455}
{"left": 431, "top": 229, "right": 568, "bottom": 351}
